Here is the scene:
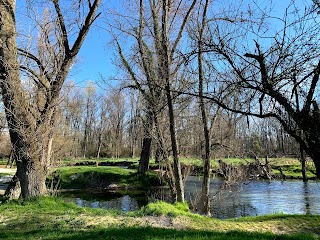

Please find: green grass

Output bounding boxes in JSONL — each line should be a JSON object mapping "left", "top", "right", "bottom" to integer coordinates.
{"left": 62, "top": 157, "right": 140, "bottom": 164}
{"left": 0, "top": 159, "right": 9, "bottom": 165}
{"left": 56, "top": 156, "right": 317, "bottom": 179}
{"left": 136, "top": 201, "right": 192, "bottom": 217}
{"left": 0, "top": 198, "right": 318, "bottom": 240}
{"left": 1, "top": 228, "right": 314, "bottom": 240}
{"left": 49, "top": 166, "right": 161, "bottom": 190}
{"left": 267, "top": 157, "right": 316, "bottom": 179}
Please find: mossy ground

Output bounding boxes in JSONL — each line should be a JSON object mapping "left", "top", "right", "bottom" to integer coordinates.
{"left": 0, "top": 198, "right": 318, "bottom": 240}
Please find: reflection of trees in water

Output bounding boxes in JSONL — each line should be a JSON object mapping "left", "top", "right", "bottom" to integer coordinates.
{"left": 205, "top": 181, "right": 258, "bottom": 218}
{"left": 303, "top": 182, "right": 311, "bottom": 215}
{"left": 210, "top": 198, "right": 258, "bottom": 219}
{"left": 181, "top": 177, "right": 254, "bottom": 217}
{"left": 75, "top": 195, "right": 141, "bottom": 212}
{"left": 147, "top": 187, "right": 173, "bottom": 203}
{"left": 66, "top": 179, "right": 320, "bottom": 217}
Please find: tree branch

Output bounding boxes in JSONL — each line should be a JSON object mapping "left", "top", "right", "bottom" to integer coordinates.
{"left": 69, "top": 0, "right": 101, "bottom": 57}
{"left": 302, "top": 60, "right": 320, "bottom": 114}
{"left": 170, "top": 0, "right": 197, "bottom": 61}
{"left": 52, "top": 0, "right": 70, "bottom": 55}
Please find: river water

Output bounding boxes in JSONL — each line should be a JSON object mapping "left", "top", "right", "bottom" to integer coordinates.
{"left": 62, "top": 176, "right": 320, "bottom": 219}
{"left": 186, "top": 176, "right": 320, "bottom": 218}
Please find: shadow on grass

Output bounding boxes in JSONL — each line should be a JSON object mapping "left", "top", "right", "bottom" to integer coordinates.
{"left": 0, "top": 227, "right": 317, "bottom": 240}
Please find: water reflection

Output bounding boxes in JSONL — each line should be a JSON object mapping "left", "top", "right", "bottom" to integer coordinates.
{"left": 75, "top": 195, "right": 140, "bottom": 212}
{"left": 303, "top": 182, "right": 311, "bottom": 215}
{"left": 64, "top": 191, "right": 147, "bottom": 212}
{"left": 64, "top": 177, "right": 320, "bottom": 219}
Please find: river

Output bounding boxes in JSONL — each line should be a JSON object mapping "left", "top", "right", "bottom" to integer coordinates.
{"left": 61, "top": 176, "right": 320, "bottom": 219}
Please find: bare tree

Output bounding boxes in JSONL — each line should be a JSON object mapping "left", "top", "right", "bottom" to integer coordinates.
{"left": 185, "top": 1, "right": 320, "bottom": 177}
{"left": 82, "top": 82, "right": 97, "bottom": 158}
{"left": 113, "top": 0, "right": 197, "bottom": 202}
{"left": 194, "top": 0, "right": 211, "bottom": 215}
{"left": 0, "top": 0, "right": 100, "bottom": 199}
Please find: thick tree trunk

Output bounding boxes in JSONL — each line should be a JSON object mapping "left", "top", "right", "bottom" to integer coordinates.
{"left": 16, "top": 159, "right": 47, "bottom": 198}
{"left": 8, "top": 129, "right": 52, "bottom": 198}
{"left": 4, "top": 135, "right": 52, "bottom": 199}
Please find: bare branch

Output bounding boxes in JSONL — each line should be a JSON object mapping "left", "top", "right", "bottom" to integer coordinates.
{"left": 52, "top": 0, "right": 70, "bottom": 55}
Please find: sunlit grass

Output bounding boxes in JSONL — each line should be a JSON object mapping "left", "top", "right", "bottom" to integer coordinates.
{"left": 135, "top": 201, "right": 193, "bottom": 217}
{"left": 0, "top": 198, "right": 318, "bottom": 240}
{"left": 56, "top": 156, "right": 318, "bottom": 179}
{"left": 0, "top": 159, "right": 9, "bottom": 166}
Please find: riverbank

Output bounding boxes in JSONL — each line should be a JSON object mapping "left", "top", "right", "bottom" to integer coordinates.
{"left": 48, "top": 166, "right": 162, "bottom": 191}
{"left": 58, "top": 157, "right": 318, "bottom": 180}
{"left": 0, "top": 198, "right": 319, "bottom": 240}
{"left": 0, "top": 156, "right": 317, "bottom": 180}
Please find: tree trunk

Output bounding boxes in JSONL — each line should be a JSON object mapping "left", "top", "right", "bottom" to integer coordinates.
{"left": 6, "top": 149, "right": 14, "bottom": 168}
{"left": 138, "top": 111, "right": 153, "bottom": 174}
{"left": 155, "top": 147, "right": 163, "bottom": 164}
{"left": 165, "top": 84, "right": 184, "bottom": 202}
{"left": 197, "top": 0, "right": 211, "bottom": 215}
{"left": 138, "top": 137, "right": 152, "bottom": 174}
{"left": 96, "top": 132, "right": 102, "bottom": 158}
{"left": 16, "top": 157, "right": 48, "bottom": 198}
{"left": 153, "top": 112, "right": 177, "bottom": 201}
{"left": 9, "top": 128, "right": 52, "bottom": 198}
{"left": 4, "top": 173, "right": 21, "bottom": 200}
{"left": 160, "top": 0, "right": 184, "bottom": 202}
{"left": 199, "top": 53, "right": 211, "bottom": 215}
{"left": 307, "top": 138, "right": 320, "bottom": 179}
{"left": 300, "top": 144, "right": 308, "bottom": 182}
{"left": 305, "top": 111, "right": 320, "bottom": 179}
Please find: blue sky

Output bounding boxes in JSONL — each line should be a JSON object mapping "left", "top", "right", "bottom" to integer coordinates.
{"left": 71, "top": 0, "right": 312, "bottom": 88}
{"left": 71, "top": 20, "right": 114, "bottom": 87}
{"left": 68, "top": 5, "right": 117, "bottom": 89}
{"left": 15, "top": 0, "right": 313, "bottom": 90}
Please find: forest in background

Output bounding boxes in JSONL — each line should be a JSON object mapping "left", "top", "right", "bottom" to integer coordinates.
{"left": 0, "top": 81, "right": 298, "bottom": 162}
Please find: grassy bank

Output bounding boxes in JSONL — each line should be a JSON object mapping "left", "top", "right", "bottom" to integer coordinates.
{"left": 172, "top": 157, "right": 317, "bottom": 179}
{"left": 49, "top": 166, "right": 161, "bottom": 190}
{"left": 59, "top": 156, "right": 317, "bottom": 180}
{"left": 0, "top": 198, "right": 318, "bottom": 240}
{"left": 1, "top": 156, "right": 317, "bottom": 180}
